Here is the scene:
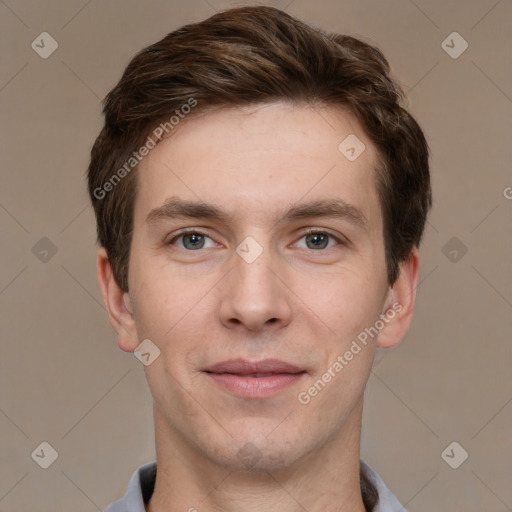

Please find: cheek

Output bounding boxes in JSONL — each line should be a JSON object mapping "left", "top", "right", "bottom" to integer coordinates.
{"left": 301, "top": 269, "right": 384, "bottom": 340}
{"left": 303, "top": 278, "right": 380, "bottom": 397}
{"left": 130, "top": 265, "right": 204, "bottom": 343}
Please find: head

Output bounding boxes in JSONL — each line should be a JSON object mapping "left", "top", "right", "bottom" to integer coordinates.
{"left": 88, "top": 4, "right": 430, "bottom": 482}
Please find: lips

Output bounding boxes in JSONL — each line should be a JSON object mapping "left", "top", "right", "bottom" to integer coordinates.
{"left": 204, "top": 358, "right": 304, "bottom": 375}
{"left": 203, "top": 359, "right": 306, "bottom": 398}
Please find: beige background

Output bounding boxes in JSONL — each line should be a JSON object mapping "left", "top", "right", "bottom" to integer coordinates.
{"left": 1, "top": 0, "right": 511, "bottom": 510}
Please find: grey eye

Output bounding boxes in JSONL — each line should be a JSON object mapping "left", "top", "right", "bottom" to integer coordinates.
{"left": 169, "top": 232, "right": 216, "bottom": 250}
{"left": 297, "top": 232, "right": 340, "bottom": 250}
{"left": 305, "top": 233, "right": 330, "bottom": 249}
{"left": 181, "top": 233, "right": 206, "bottom": 250}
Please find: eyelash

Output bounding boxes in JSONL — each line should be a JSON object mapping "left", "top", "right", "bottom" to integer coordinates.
{"left": 166, "top": 228, "right": 347, "bottom": 250}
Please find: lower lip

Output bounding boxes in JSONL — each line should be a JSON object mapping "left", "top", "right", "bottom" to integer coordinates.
{"left": 205, "top": 372, "right": 306, "bottom": 398}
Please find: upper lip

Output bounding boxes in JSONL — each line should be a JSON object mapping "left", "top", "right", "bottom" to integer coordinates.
{"left": 204, "top": 358, "right": 304, "bottom": 375}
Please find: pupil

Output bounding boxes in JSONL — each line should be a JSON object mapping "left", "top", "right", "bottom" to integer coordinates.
{"left": 186, "top": 233, "right": 203, "bottom": 249}
{"left": 308, "top": 233, "right": 327, "bottom": 249}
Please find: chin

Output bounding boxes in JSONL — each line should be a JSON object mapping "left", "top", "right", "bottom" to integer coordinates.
{"left": 228, "top": 445, "right": 299, "bottom": 473}
{"left": 207, "top": 431, "right": 310, "bottom": 474}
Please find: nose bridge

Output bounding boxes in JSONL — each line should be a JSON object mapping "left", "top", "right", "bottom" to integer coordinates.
{"left": 218, "top": 235, "right": 291, "bottom": 330}
{"left": 233, "top": 237, "right": 279, "bottom": 305}
{"left": 236, "top": 242, "right": 275, "bottom": 293}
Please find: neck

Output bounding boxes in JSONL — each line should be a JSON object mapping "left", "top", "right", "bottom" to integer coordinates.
{"left": 146, "top": 399, "right": 367, "bottom": 512}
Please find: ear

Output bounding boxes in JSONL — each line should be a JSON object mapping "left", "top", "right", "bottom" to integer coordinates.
{"left": 97, "top": 247, "right": 139, "bottom": 353}
{"left": 377, "top": 246, "right": 420, "bottom": 349}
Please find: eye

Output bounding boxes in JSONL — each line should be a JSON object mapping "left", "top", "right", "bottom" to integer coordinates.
{"left": 167, "top": 230, "right": 217, "bottom": 250}
{"left": 295, "top": 230, "right": 344, "bottom": 250}
{"left": 166, "top": 229, "right": 346, "bottom": 252}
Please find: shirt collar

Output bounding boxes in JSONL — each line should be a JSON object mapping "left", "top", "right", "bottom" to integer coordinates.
{"left": 104, "top": 460, "right": 406, "bottom": 512}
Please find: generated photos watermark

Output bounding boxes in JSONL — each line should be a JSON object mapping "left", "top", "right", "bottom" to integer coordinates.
{"left": 297, "top": 301, "right": 402, "bottom": 405}
{"left": 93, "top": 97, "right": 197, "bottom": 200}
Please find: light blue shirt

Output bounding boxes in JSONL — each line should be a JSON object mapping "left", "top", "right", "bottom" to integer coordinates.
{"left": 104, "top": 460, "right": 406, "bottom": 511}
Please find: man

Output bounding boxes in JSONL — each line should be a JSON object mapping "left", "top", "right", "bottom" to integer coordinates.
{"left": 87, "top": 6, "right": 431, "bottom": 512}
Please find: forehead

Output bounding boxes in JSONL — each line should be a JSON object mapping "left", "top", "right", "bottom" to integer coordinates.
{"left": 133, "top": 101, "right": 382, "bottom": 233}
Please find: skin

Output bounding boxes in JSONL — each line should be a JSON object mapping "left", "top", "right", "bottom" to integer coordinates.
{"left": 97, "top": 101, "right": 419, "bottom": 512}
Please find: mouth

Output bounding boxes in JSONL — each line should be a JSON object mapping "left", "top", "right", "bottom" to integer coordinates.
{"left": 203, "top": 359, "right": 306, "bottom": 398}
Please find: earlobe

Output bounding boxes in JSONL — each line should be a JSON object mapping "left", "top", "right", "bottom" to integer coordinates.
{"left": 97, "top": 247, "right": 139, "bottom": 353}
{"left": 377, "top": 246, "right": 420, "bottom": 349}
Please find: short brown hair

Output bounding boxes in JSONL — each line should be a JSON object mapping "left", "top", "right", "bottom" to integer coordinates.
{"left": 87, "top": 5, "right": 431, "bottom": 293}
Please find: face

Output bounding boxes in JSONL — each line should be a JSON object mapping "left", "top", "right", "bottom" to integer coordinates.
{"left": 122, "top": 101, "right": 396, "bottom": 471}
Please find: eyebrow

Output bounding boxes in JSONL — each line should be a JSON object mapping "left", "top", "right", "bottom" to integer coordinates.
{"left": 145, "top": 196, "right": 369, "bottom": 232}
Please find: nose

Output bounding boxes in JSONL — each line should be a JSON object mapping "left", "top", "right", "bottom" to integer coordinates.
{"left": 217, "top": 242, "right": 293, "bottom": 333}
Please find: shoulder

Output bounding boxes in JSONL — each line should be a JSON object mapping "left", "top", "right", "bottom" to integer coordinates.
{"left": 103, "top": 461, "right": 157, "bottom": 512}
{"left": 361, "top": 459, "right": 407, "bottom": 512}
